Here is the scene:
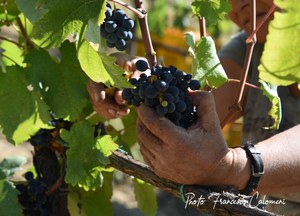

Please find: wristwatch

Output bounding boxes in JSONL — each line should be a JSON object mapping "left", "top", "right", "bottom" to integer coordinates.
{"left": 240, "top": 143, "right": 264, "bottom": 195}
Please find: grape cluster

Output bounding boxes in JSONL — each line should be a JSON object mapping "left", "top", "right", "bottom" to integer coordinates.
{"left": 122, "top": 60, "right": 201, "bottom": 128}
{"left": 16, "top": 172, "right": 49, "bottom": 216}
{"left": 100, "top": 3, "right": 134, "bottom": 51}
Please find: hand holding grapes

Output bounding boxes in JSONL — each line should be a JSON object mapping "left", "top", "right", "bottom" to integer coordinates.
{"left": 87, "top": 53, "right": 148, "bottom": 119}
{"left": 136, "top": 91, "right": 237, "bottom": 186}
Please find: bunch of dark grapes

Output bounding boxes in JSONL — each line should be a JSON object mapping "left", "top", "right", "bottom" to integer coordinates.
{"left": 16, "top": 172, "right": 49, "bottom": 216}
{"left": 100, "top": 3, "right": 134, "bottom": 51}
{"left": 122, "top": 60, "right": 201, "bottom": 128}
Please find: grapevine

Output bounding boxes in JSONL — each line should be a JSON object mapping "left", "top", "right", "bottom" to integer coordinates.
{"left": 0, "top": 0, "right": 293, "bottom": 215}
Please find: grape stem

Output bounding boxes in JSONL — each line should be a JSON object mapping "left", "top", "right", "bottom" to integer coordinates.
{"left": 134, "top": 0, "right": 157, "bottom": 67}
{"left": 227, "top": 79, "right": 260, "bottom": 90}
{"left": 108, "top": 0, "right": 145, "bottom": 19}
{"left": 0, "top": 36, "right": 24, "bottom": 48}
{"left": 198, "top": 17, "right": 207, "bottom": 37}
{"left": 246, "top": 4, "right": 277, "bottom": 43}
{"left": 221, "top": 0, "right": 257, "bottom": 128}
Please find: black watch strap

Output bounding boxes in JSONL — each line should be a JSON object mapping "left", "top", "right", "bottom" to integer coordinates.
{"left": 240, "top": 143, "right": 264, "bottom": 195}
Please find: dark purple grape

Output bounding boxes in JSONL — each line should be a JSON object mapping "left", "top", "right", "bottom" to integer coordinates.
{"left": 107, "top": 33, "right": 118, "bottom": 43}
{"left": 176, "top": 100, "right": 187, "bottom": 112}
{"left": 121, "top": 88, "right": 134, "bottom": 101}
{"left": 122, "top": 18, "right": 135, "bottom": 30}
{"left": 144, "top": 84, "right": 158, "bottom": 99}
{"left": 135, "top": 60, "right": 149, "bottom": 72}
{"left": 115, "top": 39, "right": 126, "bottom": 51}
{"left": 25, "top": 172, "right": 34, "bottom": 181}
{"left": 154, "top": 80, "right": 168, "bottom": 92}
{"left": 112, "top": 9, "right": 126, "bottom": 23}
{"left": 116, "top": 27, "right": 128, "bottom": 39}
{"left": 156, "top": 104, "right": 168, "bottom": 116}
{"left": 189, "top": 80, "right": 201, "bottom": 90}
{"left": 105, "top": 20, "right": 117, "bottom": 33}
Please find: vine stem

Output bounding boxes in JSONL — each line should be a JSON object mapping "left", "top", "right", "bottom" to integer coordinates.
{"left": 134, "top": 0, "right": 157, "bottom": 67}
{"left": 108, "top": 0, "right": 145, "bottom": 19}
{"left": 221, "top": 0, "right": 257, "bottom": 128}
{"left": 0, "top": 36, "right": 24, "bottom": 48}
{"left": 16, "top": 17, "right": 34, "bottom": 49}
{"left": 198, "top": 17, "right": 207, "bottom": 37}
{"left": 227, "top": 79, "right": 260, "bottom": 90}
{"left": 0, "top": 53, "right": 19, "bottom": 65}
{"left": 246, "top": 4, "right": 277, "bottom": 43}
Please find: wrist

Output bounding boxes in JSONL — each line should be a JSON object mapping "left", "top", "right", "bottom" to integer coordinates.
{"left": 218, "top": 147, "right": 252, "bottom": 190}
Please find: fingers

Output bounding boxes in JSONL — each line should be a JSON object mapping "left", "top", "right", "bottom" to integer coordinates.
{"left": 87, "top": 80, "right": 130, "bottom": 119}
{"left": 136, "top": 104, "right": 184, "bottom": 145}
{"left": 189, "top": 91, "right": 221, "bottom": 131}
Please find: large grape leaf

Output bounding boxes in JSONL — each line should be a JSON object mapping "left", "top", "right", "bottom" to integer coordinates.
{"left": 28, "top": 0, "right": 106, "bottom": 48}
{"left": 68, "top": 173, "right": 113, "bottom": 216}
{"left": 15, "top": 0, "right": 47, "bottom": 23}
{"left": 0, "top": 66, "right": 51, "bottom": 144}
{"left": 191, "top": 0, "right": 231, "bottom": 26}
{"left": 77, "top": 40, "right": 132, "bottom": 89}
{"left": 0, "top": 0, "right": 20, "bottom": 21}
{"left": 259, "top": 80, "right": 281, "bottom": 129}
{"left": 25, "top": 42, "right": 90, "bottom": 121}
{"left": 60, "top": 120, "right": 118, "bottom": 191}
{"left": 133, "top": 178, "right": 157, "bottom": 216}
{"left": 0, "top": 173, "right": 22, "bottom": 216}
{"left": 0, "top": 41, "right": 24, "bottom": 67}
{"left": 259, "top": 0, "right": 300, "bottom": 86}
{"left": 185, "top": 32, "right": 228, "bottom": 89}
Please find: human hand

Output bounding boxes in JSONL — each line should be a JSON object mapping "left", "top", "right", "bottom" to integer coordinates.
{"left": 87, "top": 53, "right": 148, "bottom": 119}
{"left": 136, "top": 91, "right": 234, "bottom": 185}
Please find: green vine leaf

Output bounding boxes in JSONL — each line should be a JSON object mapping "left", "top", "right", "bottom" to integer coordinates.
{"left": 185, "top": 32, "right": 228, "bottom": 89}
{"left": 0, "top": 41, "right": 24, "bottom": 67}
{"left": 0, "top": 176, "right": 23, "bottom": 216}
{"left": 0, "top": 0, "right": 20, "bottom": 21}
{"left": 259, "top": 0, "right": 300, "bottom": 86}
{"left": 15, "top": 0, "right": 47, "bottom": 23}
{"left": 0, "top": 66, "right": 52, "bottom": 144}
{"left": 191, "top": 0, "right": 231, "bottom": 26}
{"left": 133, "top": 178, "right": 158, "bottom": 216}
{"left": 259, "top": 80, "right": 282, "bottom": 130}
{"left": 60, "top": 120, "right": 118, "bottom": 191}
{"left": 28, "top": 0, "right": 106, "bottom": 48}
{"left": 25, "top": 42, "right": 90, "bottom": 121}
{"left": 68, "top": 172, "right": 113, "bottom": 216}
{"left": 77, "top": 40, "right": 132, "bottom": 89}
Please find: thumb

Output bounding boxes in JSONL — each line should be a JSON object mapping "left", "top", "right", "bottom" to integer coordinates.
{"left": 190, "top": 91, "right": 221, "bottom": 132}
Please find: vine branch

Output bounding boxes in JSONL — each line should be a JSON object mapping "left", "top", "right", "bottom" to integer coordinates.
{"left": 108, "top": 0, "right": 145, "bottom": 19}
{"left": 109, "top": 150, "right": 277, "bottom": 216}
{"left": 134, "top": 0, "right": 157, "bottom": 67}
{"left": 221, "top": 0, "right": 257, "bottom": 128}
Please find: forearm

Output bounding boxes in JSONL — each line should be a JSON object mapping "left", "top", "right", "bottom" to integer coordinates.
{"left": 226, "top": 125, "right": 300, "bottom": 194}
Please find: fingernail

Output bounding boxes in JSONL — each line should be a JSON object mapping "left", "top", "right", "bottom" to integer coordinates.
{"left": 108, "top": 109, "right": 116, "bottom": 116}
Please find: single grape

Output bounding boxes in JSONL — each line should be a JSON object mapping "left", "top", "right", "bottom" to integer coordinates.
{"left": 24, "top": 172, "right": 34, "bottom": 181}
{"left": 156, "top": 104, "right": 168, "bottom": 116}
{"left": 176, "top": 100, "right": 187, "bottom": 112}
{"left": 116, "top": 39, "right": 127, "bottom": 51}
{"left": 121, "top": 88, "right": 134, "bottom": 101}
{"left": 107, "top": 33, "right": 118, "bottom": 44}
{"left": 189, "top": 80, "right": 201, "bottom": 90}
{"left": 135, "top": 60, "right": 149, "bottom": 72}
{"left": 116, "top": 27, "right": 128, "bottom": 39}
{"left": 154, "top": 80, "right": 168, "bottom": 92}
{"left": 144, "top": 84, "right": 159, "bottom": 99}
{"left": 105, "top": 20, "right": 117, "bottom": 33}
{"left": 112, "top": 9, "right": 126, "bottom": 23}
{"left": 122, "top": 18, "right": 135, "bottom": 30}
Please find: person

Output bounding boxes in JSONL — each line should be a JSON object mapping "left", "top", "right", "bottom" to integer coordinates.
{"left": 87, "top": 0, "right": 300, "bottom": 214}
